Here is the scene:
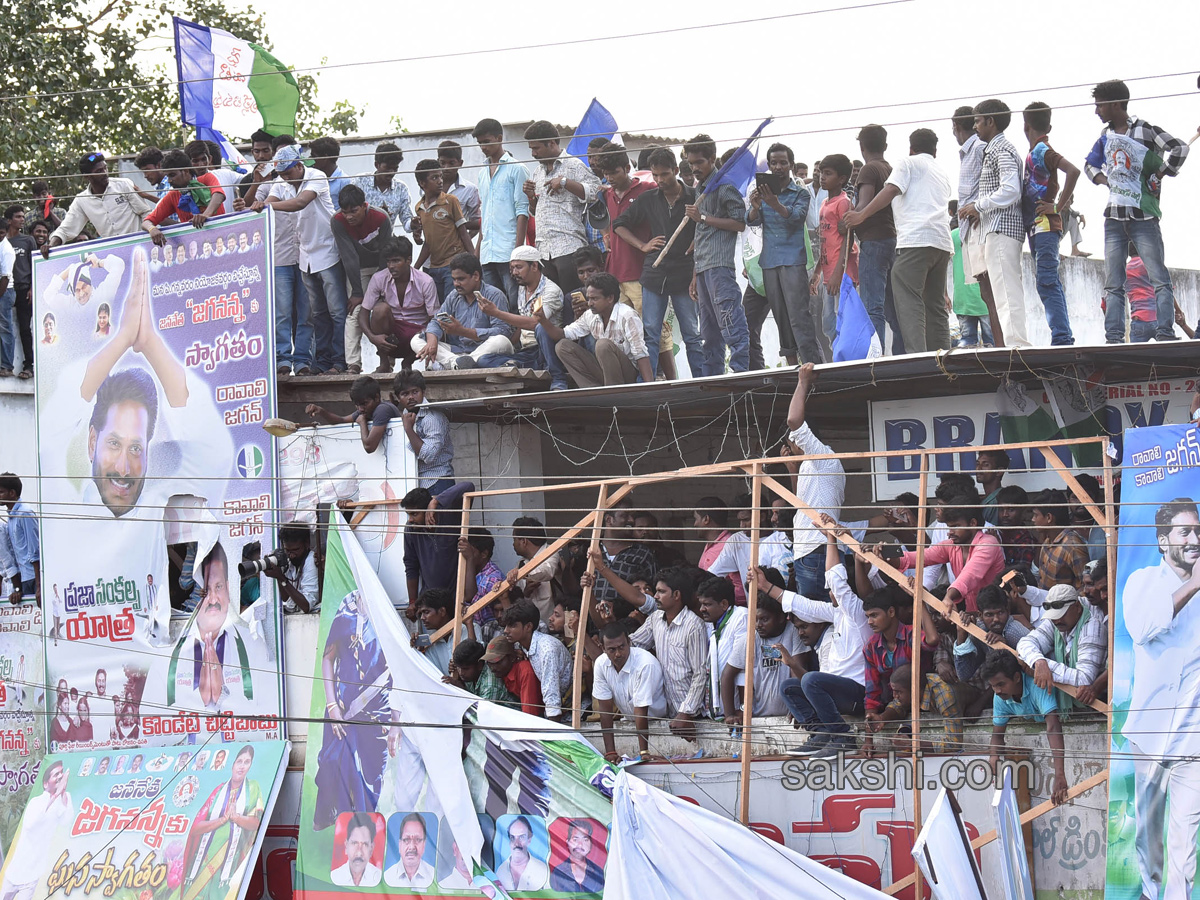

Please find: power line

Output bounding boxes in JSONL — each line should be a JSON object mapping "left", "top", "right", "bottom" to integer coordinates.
{"left": 0, "top": 0, "right": 915, "bottom": 105}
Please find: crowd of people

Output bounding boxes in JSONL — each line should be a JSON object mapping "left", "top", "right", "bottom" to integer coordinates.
{"left": 2, "top": 77, "right": 1195, "bottom": 385}
{"left": 383, "top": 363, "right": 1122, "bottom": 805}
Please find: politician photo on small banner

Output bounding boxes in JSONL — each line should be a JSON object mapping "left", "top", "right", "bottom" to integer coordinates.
{"left": 1108, "top": 423, "right": 1200, "bottom": 900}
{"left": 32, "top": 212, "right": 283, "bottom": 751}
{"left": 330, "top": 812, "right": 385, "bottom": 887}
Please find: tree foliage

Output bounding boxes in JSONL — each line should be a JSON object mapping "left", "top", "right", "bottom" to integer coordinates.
{"left": 0, "top": 0, "right": 358, "bottom": 204}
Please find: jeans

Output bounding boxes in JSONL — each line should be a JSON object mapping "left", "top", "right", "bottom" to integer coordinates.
{"left": 1130, "top": 318, "right": 1157, "bottom": 342}
{"left": 694, "top": 266, "right": 750, "bottom": 375}
{"left": 958, "top": 315, "right": 994, "bottom": 347}
{"left": 0, "top": 288, "right": 17, "bottom": 371}
{"left": 641, "top": 283, "right": 703, "bottom": 378}
{"left": 1030, "top": 231, "right": 1073, "bottom": 345}
{"left": 763, "top": 264, "right": 823, "bottom": 364}
{"left": 425, "top": 265, "right": 454, "bottom": 304}
{"left": 793, "top": 547, "right": 825, "bottom": 601}
{"left": 275, "top": 264, "right": 312, "bottom": 370}
{"left": 781, "top": 672, "right": 866, "bottom": 735}
{"left": 13, "top": 286, "right": 32, "bottom": 372}
{"left": 1104, "top": 217, "right": 1178, "bottom": 342}
{"left": 302, "top": 262, "right": 348, "bottom": 372}
{"left": 482, "top": 262, "right": 519, "bottom": 313}
{"left": 858, "top": 237, "right": 896, "bottom": 347}
{"left": 476, "top": 325, "right": 569, "bottom": 388}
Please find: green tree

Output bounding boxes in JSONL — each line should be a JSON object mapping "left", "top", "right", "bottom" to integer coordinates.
{"left": 0, "top": 0, "right": 359, "bottom": 206}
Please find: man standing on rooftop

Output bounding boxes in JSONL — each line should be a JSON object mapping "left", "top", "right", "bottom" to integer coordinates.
{"left": 1084, "top": 79, "right": 1189, "bottom": 344}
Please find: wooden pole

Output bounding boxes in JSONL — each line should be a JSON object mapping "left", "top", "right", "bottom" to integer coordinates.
{"left": 738, "top": 464, "right": 764, "bottom": 825}
{"left": 651, "top": 209, "right": 692, "bottom": 268}
{"left": 1102, "top": 438, "right": 1118, "bottom": 769}
{"left": 573, "top": 483, "right": 611, "bottom": 730}
{"left": 909, "top": 455, "right": 930, "bottom": 900}
{"left": 1036, "top": 444, "right": 1107, "bottom": 528}
{"left": 451, "top": 496, "right": 473, "bottom": 650}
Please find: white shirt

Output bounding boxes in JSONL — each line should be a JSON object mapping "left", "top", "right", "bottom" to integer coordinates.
{"left": 384, "top": 858, "right": 435, "bottom": 888}
{"left": 780, "top": 564, "right": 870, "bottom": 684}
{"left": 41, "top": 254, "right": 126, "bottom": 311}
{"left": 281, "top": 551, "right": 320, "bottom": 614}
{"left": 1123, "top": 557, "right": 1200, "bottom": 758}
{"left": 50, "top": 179, "right": 156, "bottom": 244}
{"left": 497, "top": 855, "right": 549, "bottom": 891}
{"left": 2, "top": 789, "right": 74, "bottom": 885}
{"left": 208, "top": 168, "right": 244, "bottom": 215}
{"left": 593, "top": 646, "right": 668, "bottom": 719}
{"left": 787, "top": 424, "right": 846, "bottom": 559}
{"left": 331, "top": 861, "right": 382, "bottom": 887}
{"left": 707, "top": 532, "right": 752, "bottom": 588}
{"left": 256, "top": 182, "right": 299, "bottom": 266}
{"left": 0, "top": 238, "right": 13, "bottom": 283}
{"left": 271, "top": 168, "right": 338, "bottom": 273}
{"left": 707, "top": 605, "right": 749, "bottom": 716}
{"left": 760, "top": 531, "right": 793, "bottom": 576}
{"left": 728, "top": 622, "right": 805, "bottom": 716}
{"left": 562, "top": 302, "right": 649, "bottom": 361}
{"left": 886, "top": 153, "right": 953, "bottom": 253}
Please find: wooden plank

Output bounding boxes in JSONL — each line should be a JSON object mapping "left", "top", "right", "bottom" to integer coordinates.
{"left": 452, "top": 497, "right": 473, "bottom": 650}
{"left": 574, "top": 483, "right": 611, "bottom": 730}
{"left": 739, "top": 464, "right": 763, "bottom": 825}
{"left": 459, "top": 436, "right": 1107, "bottom": 499}
{"left": 755, "top": 471, "right": 1110, "bottom": 714}
{"left": 881, "top": 769, "right": 1110, "bottom": 896}
{"left": 1037, "top": 444, "right": 1108, "bottom": 529}
{"left": 909, "top": 456, "right": 930, "bottom": 900}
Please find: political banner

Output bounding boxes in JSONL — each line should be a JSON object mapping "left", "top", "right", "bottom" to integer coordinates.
{"left": 295, "top": 518, "right": 615, "bottom": 898}
{"left": 0, "top": 740, "right": 288, "bottom": 900}
{"left": 0, "top": 605, "right": 46, "bottom": 848}
{"left": 33, "top": 212, "right": 283, "bottom": 751}
{"left": 1108, "top": 422, "right": 1200, "bottom": 900}
{"left": 867, "top": 375, "right": 1199, "bottom": 500}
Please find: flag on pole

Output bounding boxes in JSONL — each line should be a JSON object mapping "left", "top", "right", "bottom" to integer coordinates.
{"left": 567, "top": 98, "right": 619, "bottom": 159}
{"left": 700, "top": 117, "right": 773, "bottom": 195}
{"left": 174, "top": 17, "right": 300, "bottom": 161}
{"left": 831, "top": 274, "right": 882, "bottom": 362}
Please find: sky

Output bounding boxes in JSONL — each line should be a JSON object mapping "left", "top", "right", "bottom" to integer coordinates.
{"left": 245, "top": 0, "right": 1200, "bottom": 265}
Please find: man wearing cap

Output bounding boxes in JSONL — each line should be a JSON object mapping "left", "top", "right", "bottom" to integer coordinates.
{"left": 473, "top": 246, "right": 570, "bottom": 389}
{"left": 1121, "top": 497, "right": 1200, "bottom": 900}
{"left": 483, "top": 634, "right": 545, "bottom": 716}
{"left": 1016, "top": 583, "right": 1108, "bottom": 714}
{"left": 255, "top": 145, "right": 348, "bottom": 375}
{"left": 46, "top": 152, "right": 156, "bottom": 256}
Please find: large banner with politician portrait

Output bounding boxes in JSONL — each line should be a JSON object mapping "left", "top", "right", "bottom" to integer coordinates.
{"left": 33, "top": 212, "right": 283, "bottom": 753}
{"left": 1107, "top": 423, "right": 1200, "bottom": 900}
{"left": 295, "top": 521, "right": 615, "bottom": 899}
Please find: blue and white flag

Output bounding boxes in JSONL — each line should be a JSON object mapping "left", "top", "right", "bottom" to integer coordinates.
{"left": 567, "top": 98, "right": 619, "bottom": 160}
{"left": 701, "top": 117, "right": 773, "bottom": 195}
{"left": 832, "top": 274, "right": 882, "bottom": 362}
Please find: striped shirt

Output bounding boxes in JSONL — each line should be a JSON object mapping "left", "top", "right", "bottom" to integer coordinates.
{"left": 412, "top": 404, "right": 454, "bottom": 488}
{"left": 976, "top": 133, "right": 1026, "bottom": 243}
{"left": 957, "top": 133, "right": 985, "bottom": 244}
{"left": 526, "top": 630, "right": 572, "bottom": 718}
{"left": 631, "top": 607, "right": 710, "bottom": 716}
{"left": 1016, "top": 601, "right": 1108, "bottom": 689}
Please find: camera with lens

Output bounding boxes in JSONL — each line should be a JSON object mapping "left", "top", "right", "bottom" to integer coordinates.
{"left": 238, "top": 551, "right": 284, "bottom": 577}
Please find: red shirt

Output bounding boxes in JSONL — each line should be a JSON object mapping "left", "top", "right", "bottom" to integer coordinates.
{"left": 604, "top": 178, "right": 654, "bottom": 282}
{"left": 145, "top": 172, "right": 225, "bottom": 226}
{"left": 503, "top": 660, "right": 545, "bottom": 716}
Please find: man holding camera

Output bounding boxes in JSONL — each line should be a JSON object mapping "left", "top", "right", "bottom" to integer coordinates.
{"left": 266, "top": 524, "right": 320, "bottom": 615}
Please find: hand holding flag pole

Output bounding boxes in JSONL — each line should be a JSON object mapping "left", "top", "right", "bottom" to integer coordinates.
{"left": 652, "top": 117, "right": 773, "bottom": 268}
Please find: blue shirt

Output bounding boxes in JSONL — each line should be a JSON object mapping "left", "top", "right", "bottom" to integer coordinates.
{"left": 6, "top": 501, "right": 38, "bottom": 582}
{"left": 327, "top": 167, "right": 353, "bottom": 210}
{"left": 424, "top": 283, "right": 512, "bottom": 352}
{"left": 752, "top": 180, "right": 810, "bottom": 269}
{"left": 992, "top": 673, "right": 1057, "bottom": 726}
{"left": 477, "top": 152, "right": 531, "bottom": 265}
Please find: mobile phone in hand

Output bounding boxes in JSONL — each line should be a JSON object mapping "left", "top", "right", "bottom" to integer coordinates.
{"left": 416, "top": 633, "right": 431, "bottom": 649}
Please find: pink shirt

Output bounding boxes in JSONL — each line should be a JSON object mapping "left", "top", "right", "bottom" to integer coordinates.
{"left": 898, "top": 531, "right": 1004, "bottom": 612}
{"left": 816, "top": 192, "right": 859, "bottom": 286}
{"left": 362, "top": 267, "right": 440, "bottom": 327}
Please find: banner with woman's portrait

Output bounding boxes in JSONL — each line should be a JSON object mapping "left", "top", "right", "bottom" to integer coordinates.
{"left": 0, "top": 740, "right": 287, "bottom": 900}
{"left": 32, "top": 213, "right": 283, "bottom": 751}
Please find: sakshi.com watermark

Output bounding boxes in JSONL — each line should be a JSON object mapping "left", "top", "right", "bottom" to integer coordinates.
{"left": 781, "top": 752, "right": 1036, "bottom": 793}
